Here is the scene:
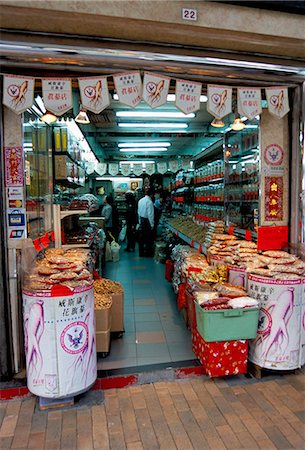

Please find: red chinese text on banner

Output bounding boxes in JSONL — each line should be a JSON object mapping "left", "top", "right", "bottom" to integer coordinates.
{"left": 108, "top": 163, "right": 119, "bottom": 176}
{"left": 237, "top": 88, "right": 262, "bottom": 120}
{"left": 3, "top": 75, "right": 35, "bottom": 114}
{"left": 264, "top": 176, "right": 284, "bottom": 221}
{"left": 78, "top": 77, "right": 110, "bottom": 114}
{"left": 207, "top": 85, "right": 232, "bottom": 119}
{"left": 42, "top": 79, "right": 72, "bottom": 115}
{"left": 120, "top": 164, "right": 131, "bottom": 176}
{"left": 175, "top": 80, "right": 202, "bottom": 114}
{"left": 5, "top": 147, "right": 24, "bottom": 187}
{"left": 265, "top": 87, "right": 289, "bottom": 119}
{"left": 142, "top": 72, "right": 170, "bottom": 109}
{"left": 113, "top": 71, "right": 142, "bottom": 108}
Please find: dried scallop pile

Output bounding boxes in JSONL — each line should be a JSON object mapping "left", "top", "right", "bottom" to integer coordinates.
{"left": 208, "top": 239, "right": 257, "bottom": 266}
{"left": 23, "top": 248, "right": 93, "bottom": 292}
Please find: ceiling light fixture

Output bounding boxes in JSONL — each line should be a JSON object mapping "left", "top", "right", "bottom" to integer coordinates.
{"left": 116, "top": 111, "right": 195, "bottom": 118}
{"left": 210, "top": 118, "right": 225, "bottom": 128}
{"left": 118, "top": 142, "right": 171, "bottom": 148}
{"left": 118, "top": 123, "right": 188, "bottom": 129}
{"left": 75, "top": 107, "right": 90, "bottom": 124}
{"left": 40, "top": 111, "right": 57, "bottom": 125}
{"left": 35, "top": 95, "right": 46, "bottom": 114}
{"left": 231, "top": 117, "right": 246, "bottom": 131}
{"left": 120, "top": 148, "right": 168, "bottom": 152}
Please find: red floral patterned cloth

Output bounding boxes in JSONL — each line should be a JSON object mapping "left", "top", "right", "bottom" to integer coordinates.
{"left": 192, "top": 327, "right": 248, "bottom": 377}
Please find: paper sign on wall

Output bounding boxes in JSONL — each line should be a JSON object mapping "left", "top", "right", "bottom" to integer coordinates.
{"left": 108, "top": 163, "right": 119, "bottom": 176}
{"left": 145, "top": 163, "right": 155, "bottom": 175}
{"left": 207, "top": 85, "right": 232, "bottom": 119}
{"left": 120, "top": 164, "right": 131, "bottom": 176}
{"left": 265, "top": 87, "right": 289, "bottom": 119}
{"left": 175, "top": 80, "right": 202, "bottom": 114}
{"left": 142, "top": 73, "right": 170, "bottom": 109}
{"left": 78, "top": 77, "right": 110, "bottom": 114}
{"left": 133, "top": 164, "right": 143, "bottom": 176}
{"left": 113, "top": 72, "right": 142, "bottom": 108}
{"left": 5, "top": 147, "right": 24, "bottom": 187}
{"left": 157, "top": 162, "right": 168, "bottom": 174}
{"left": 42, "top": 79, "right": 72, "bottom": 115}
{"left": 3, "top": 75, "right": 35, "bottom": 114}
{"left": 237, "top": 88, "right": 262, "bottom": 120}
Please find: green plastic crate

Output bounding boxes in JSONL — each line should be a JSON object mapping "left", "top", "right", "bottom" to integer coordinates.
{"left": 195, "top": 302, "right": 259, "bottom": 342}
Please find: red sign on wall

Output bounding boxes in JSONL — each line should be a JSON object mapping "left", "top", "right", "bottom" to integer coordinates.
{"left": 264, "top": 176, "right": 283, "bottom": 221}
{"left": 5, "top": 146, "right": 24, "bottom": 187}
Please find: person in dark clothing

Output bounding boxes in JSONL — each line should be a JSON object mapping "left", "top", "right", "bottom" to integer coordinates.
{"left": 137, "top": 188, "right": 155, "bottom": 257}
{"left": 124, "top": 191, "right": 137, "bottom": 252}
{"left": 106, "top": 194, "right": 119, "bottom": 241}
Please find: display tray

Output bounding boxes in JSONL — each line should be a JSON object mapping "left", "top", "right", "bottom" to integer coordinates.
{"left": 195, "top": 302, "right": 259, "bottom": 342}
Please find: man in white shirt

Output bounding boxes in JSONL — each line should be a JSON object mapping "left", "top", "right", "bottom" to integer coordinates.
{"left": 137, "top": 188, "right": 154, "bottom": 257}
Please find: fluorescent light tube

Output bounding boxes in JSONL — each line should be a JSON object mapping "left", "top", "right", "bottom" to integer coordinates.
{"left": 31, "top": 105, "right": 43, "bottom": 116}
{"left": 35, "top": 95, "right": 46, "bottom": 114}
{"left": 118, "top": 142, "right": 171, "bottom": 148}
{"left": 118, "top": 123, "right": 188, "bottom": 128}
{"left": 120, "top": 148, "right": 167, "bottom": 152}
{"left": 116, "top": 111, "right": 195, "bottom": 118}
{"left": 120, "top": 161, "right": 155, "bottom": 164}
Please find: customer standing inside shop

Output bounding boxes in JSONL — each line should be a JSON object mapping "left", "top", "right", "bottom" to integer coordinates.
{"left": 138, "top": 188, "right": 154, "bottom": 257}
{"left": 124, "top": 191, "right": 137, "bottom": 252}
{"left": 101, "top": 195, "right": 113, "bottom": 241}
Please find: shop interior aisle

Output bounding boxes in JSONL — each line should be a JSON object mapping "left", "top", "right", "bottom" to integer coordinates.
{"left": 98, "top": 250, "right": 195, "bottom": 370}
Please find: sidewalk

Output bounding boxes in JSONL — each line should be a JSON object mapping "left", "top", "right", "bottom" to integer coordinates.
{"left": 0, "top": 370, "right": 304, "bottom": 450}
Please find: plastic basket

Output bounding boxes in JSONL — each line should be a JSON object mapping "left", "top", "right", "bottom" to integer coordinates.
{"left": 195, "top": 302, "right": 259, "bottom": 342}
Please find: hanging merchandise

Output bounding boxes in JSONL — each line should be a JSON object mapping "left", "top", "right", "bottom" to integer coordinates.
{"left": 133, "top": 163, "right": 143, "bottom": 176}
{"left": 78, "top": 77, "right": 110, "bottom": 114}
{"left": 120, "top": 164, "right": 131, "bottom": 176}
{"left": 142, "top": 72, "right": 170, "bottom": 109}
{"left": 265, "top": 87, "right": 290, "bottom": 119}
{"left": 207, "top": 85, "right": 232, "bottom": 119}
{"left": 157, "top": 161, "right": 168, "bottom": 174}
{"left": 42, "top": 78, "right": 73, "bottom": 115}
{"left": 108, "top": 163, "right": 119, "bottom": 176}
{"left": 3, "top": 75, "right": 35, "bottom": 114}
{"left": 237, "top": 87, "right": 262, "bottom": 120}
{"left": 175, "top": 79, "right": 202, "bottom": 114}
{"left": 96, "top": 162, "right": 107, "bottom": 176}
{"left": 113, "top": 71, "right": 142, "bottom": 108}
{"left": 145, "top": 162, "right": 155, "bottom": 176}
{"left": 169, "top": 160, "right": 179, "bottom": 173}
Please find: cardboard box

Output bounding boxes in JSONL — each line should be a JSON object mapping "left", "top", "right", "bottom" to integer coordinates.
{"left": 111, "top": 292, "right": 124, "bottom": 332}
{"left": 95, "top": 307, "right": 111, "bottom": 332}
{"left": 96, "top": 328, "right": 111, "bottom": 353}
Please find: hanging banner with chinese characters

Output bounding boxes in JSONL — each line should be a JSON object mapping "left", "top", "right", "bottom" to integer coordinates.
{"left": 96, "top": 163, "right": 107, "bottom": 176}
{"left": 78, "top": 77, "right": 110, "bottom": 114}
{"left": 145, "top": 163, "right": 155, "bottom": 176}
{"left": 175, "top": 80, "right": 202, "bottom": 114}
{"left": 182, "top": 159, "right": 191, "bottom": 170}
{"left": 260, "top": 110, "right": 289, "bottom": 227}
{"left": 237, "top": 88, "right": 262, "bottom": 120}
{"left": 85, "top": 162, "right": 96, "bottom": 175}
{"left": 157, "top": 161, "right": 168, "bottom": 174}
{"left": 142, "top": 72, "right": 170, "bottom": 109}
{"left": 42, "top": 79, "right": 72, "bottom": 115}
{"left": 108, "top": 163, "right": 119, "bottom": 176}
{"left": 133, "top": 164, "right": 143, "bottom": 176}
{"left": 265, "top": 87, "right": 289, "bottom": 119}
{"left": 169, "top": 160, "right": 179, "bottom": 173}
{"left": 207, "top": 85, "right": 232, "bottom": 119}
{"left": 3, "top": 75, "right": 35, "bottom": 114}
{"left": 5, "top": 146, "right": 24, "bottom": 187}
{"left": 113, "top": 71, "right": 142, "bottom": 108}
{"left": 120, "top": 164, "right": 131, "bottom": 176}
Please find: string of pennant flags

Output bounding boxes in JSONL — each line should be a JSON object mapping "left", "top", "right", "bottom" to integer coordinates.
{"left": 3, "top": 72, "right": 290, "bottom": 119}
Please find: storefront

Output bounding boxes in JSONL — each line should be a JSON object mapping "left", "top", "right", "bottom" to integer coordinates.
{"left": 0, "top": 35, "right": 304, "bottom": 385}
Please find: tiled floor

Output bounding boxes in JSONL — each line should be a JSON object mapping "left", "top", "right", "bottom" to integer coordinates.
{"left": 98, "top": 248, "right": 195, "bottom": 370}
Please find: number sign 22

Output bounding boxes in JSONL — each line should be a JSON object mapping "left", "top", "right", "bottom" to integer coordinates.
{"left": 182, "top": 8, "right": 198, "bottom": 21}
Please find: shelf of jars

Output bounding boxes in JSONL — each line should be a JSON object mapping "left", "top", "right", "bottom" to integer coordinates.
{"left": 194, "top": 159, "right": 224, "bottom": 185}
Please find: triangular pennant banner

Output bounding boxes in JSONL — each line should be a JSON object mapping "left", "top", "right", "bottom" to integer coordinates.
{"left": 265, "top": 87, "right": 289, "bottom": 119}
{"left": 78, "top": 77, "right": 110, "bottom": 114}
{"left": 237, "top": 88, "right": 262, "bottom": 120}
{"left": 42, "top": 78, "right": 73, "bottom": 115}
{"left": 120, "top": 164, "right": 131, "bottom": 176}
{"left": 3, "top": 75, "right": 35, "bottom": 114}
{"left": 145, "top": 163, "right": 155, "bottom": 175}
{"left": 96, "top": 163, "right": 107, "bottom": 176}
{"left": 113, "top": 71, "right": 142, "bottom": 108}
{"left": 169, "top": 160, "right": 179, "bottom": 173}
{"left": 108, "top": 163, "right": 119, "bottom": 176}
{"left": 207, "top": 85, "right": 232, "bottom": 119}
{"left": 142, "top": 72, "right": 170, "bottom": 109}
{"left": 133, "top": 163, "right": 143, "bottom": 176}
{"left": 157, "top": 162, "right": 168, "bottom": 174}
{"left": 175, "top": 80, "right": 202, "bottom": 114}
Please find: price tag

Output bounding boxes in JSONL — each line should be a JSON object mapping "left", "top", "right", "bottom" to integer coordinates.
{"left": 182, "top": 8, "right": 197, "bottom": 21}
